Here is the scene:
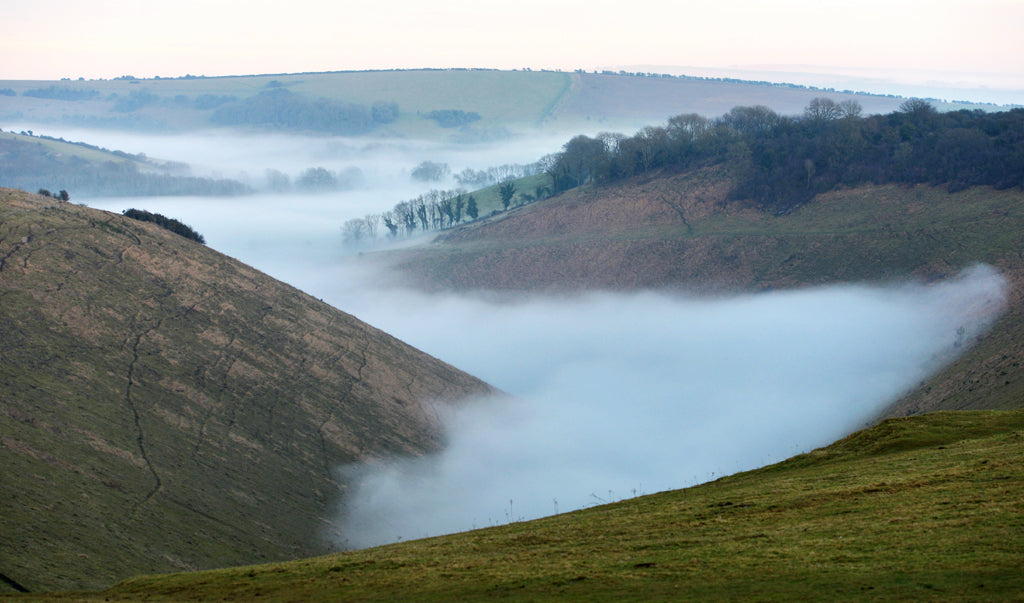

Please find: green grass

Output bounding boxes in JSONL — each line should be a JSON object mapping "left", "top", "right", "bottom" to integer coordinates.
{"left": 16, "top": 409, "right": 1024, "bottom": 602}
{"left": 462, "top": 173, "right": 554, "bottom": 216}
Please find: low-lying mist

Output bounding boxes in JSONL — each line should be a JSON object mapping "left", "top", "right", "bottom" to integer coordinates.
{"left": 8, "top": 123, "right": 570, "bottom": 192}
{"left": 333, "top": 265, "right": 1006, "bottom": 549}
{"left": 66, "top": 128, "right": 1008, "bottom": 552}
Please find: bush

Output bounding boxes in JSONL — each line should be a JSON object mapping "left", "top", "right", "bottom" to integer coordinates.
{"left": 23, "top": 86, "right": 100, "bottom": 101}
{"left": 424, "top": 109, "right": 481, "bottom": 128}
{"left": 122, "top": 209, "right": 205, "bottom": 244}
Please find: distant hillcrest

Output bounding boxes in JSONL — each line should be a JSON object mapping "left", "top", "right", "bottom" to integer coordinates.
{"left": 0, "top": 69, "right": 1000, "bottom": 141}
{"left": 0, "top": 188, "right": 494, "bottom": 592}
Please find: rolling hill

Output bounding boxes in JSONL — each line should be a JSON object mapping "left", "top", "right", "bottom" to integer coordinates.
{"left": 0, "top": 189, "right": 494, "bottom": 593}
{"left": 0, "top": 70, "right": 998, "bottom": 141}
{"left": 0, "top": 131, "right": 249, "bottom": 197}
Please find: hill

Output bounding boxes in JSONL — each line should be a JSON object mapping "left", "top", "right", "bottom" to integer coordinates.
{"left": 0, "top": 189, "right": 494, "bottom": 593}
{"left": 16, "top": 408, "right": 1024, "bottom": 601}
{"left": 0, "top": 131, "right": 250, "bottom": 197}
{"left": 0, "top": 70, "right": 998, "bottom": 141}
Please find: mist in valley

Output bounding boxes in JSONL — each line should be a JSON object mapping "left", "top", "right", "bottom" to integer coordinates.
{"left": 66, "top": 128, "right": 1009, "bottom": 549}
{"left": 331, "top": 264, "right": 1006, "bottom": 547}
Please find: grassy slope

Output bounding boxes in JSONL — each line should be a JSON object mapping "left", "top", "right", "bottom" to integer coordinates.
{"left": 0, "top": 189, "right": 494, "bottom": 593}
{"left": 385, "top": 170, "right": 1024, "bottom": 415}
{"left": 0, "top": 132, "right": 145, "bottom": 168}
{"left": 15, "top": 409, "right": 1024, "bottom": 602}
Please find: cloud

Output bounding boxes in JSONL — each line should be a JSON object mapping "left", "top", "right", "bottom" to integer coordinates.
{"left": 334, "top": 265, "right": 1006, "bottom": 548}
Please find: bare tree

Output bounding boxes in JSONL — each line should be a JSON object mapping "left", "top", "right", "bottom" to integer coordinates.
{"left": 364, "top": 213, "right": 380, "bottom": 238}
{"left": 838, "top": 99, "right": 863, "bottom": 118}
{"left": 667, "top": 113, "right": 710, "bottom": 142}
{"left": 341, "top": 218, "right": 367, "bottom": 246}
{"left": 804, "top": 97, "right": 842, "bottom": 122}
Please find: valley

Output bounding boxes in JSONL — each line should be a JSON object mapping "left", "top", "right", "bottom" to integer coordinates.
{"left": 1, "top": 68, "right": 1022, "bottom": 599}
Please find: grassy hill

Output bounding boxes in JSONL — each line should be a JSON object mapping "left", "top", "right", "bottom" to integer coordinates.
{"left": 0, "top": 189, "right": 494, "bottom": 593}
{"left": 13, "top": 408, "right": 1024, "bottom": 601}
{"left": 0, "top": 131, "right": 249, "bottom": 196}
{"left": 0, "top": 70, "right": 997, "bottom": 140}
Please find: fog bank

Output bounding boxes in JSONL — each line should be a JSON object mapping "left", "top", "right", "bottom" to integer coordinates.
{"left": 335, "top": 265, "right": 1006, "bottom": 548}
{"left": 66, "top": 131, "right": 1009, "bottom": 552}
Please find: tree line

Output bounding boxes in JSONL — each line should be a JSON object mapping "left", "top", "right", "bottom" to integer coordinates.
{"left": 545, "top": 99, "right": 1024, "bottom": 213}
{"left": 342, "top": 188, "right": 482, "bottom": 245}
{"left": 210, "top": 88, "right": 398, "bottom": 135}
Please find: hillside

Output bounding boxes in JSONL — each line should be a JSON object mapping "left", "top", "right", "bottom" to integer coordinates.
{"left": 0, "top": 189, "right": 494, "bottom": 593}
{"left": 16, "top": 408, "right": 1024, "bottom": 601}
{"left": 379, "top": 170, "right": 1024, "bottom": 417}
{"left": 0, "top": 131, "right": 249, "bottom": 197}
{"left": 0, "top": 70, "right": 995, "bottom": 140}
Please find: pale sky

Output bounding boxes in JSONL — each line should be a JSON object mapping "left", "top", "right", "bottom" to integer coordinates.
{"left": 3, "top": 0, "right": 1023, "bottom": 96}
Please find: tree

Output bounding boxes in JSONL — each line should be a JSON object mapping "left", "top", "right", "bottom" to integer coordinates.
{"left": 499, "top": 180, "right": 516, "bottom": 210}
{"left": 804, "top": 98, "right": 842, "bottom": 122}
{"left": 466, "top": 195, "right": 479, "bottom": 220}
{"left": 411, "top": 161, "right": 450, "bottom": 182}
{"left": 341, "top": 218, "right": 367, "bottom": 246}
{"left": 635, "top": 126, "right": 669, "bottom": 172}
{"left": 898, "top": 98, "right": 936, "bottom": 117}
{"left": 296, "top": 167, "right": 338, "bottom": 192}
{"left": 667, "top": 113, "right": 710, "bottom": 142}
{"left": 720, "top": 105, "right": 783, "bottom": 135}
{"left": 371, "top": 101, "right": 399, "bottom": 124}
{"left": 552, "top": 135, "right": 607, "bottom": 191}
{"left": 58, "top": 189, "right": 70, "bottom": 201}
{"left": 838, "top": 100, "right": 863, "bottom": 119}
{"left": 382, "top": 212, "right": 399, "bottom": 237}
{"left": 364, "top": 213, "right": 380, "bottom": 237}
{"left": 453, "top": 194, "right": 464, "bottom": 224}
{"left": 264, "top": 169, "right": 290, "bottom": 192}
{"left": 415, "top": 200, "right": 429, "bottom": 230}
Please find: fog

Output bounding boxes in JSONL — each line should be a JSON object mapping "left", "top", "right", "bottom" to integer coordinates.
{"left": 69, "top": 130, "right": 1009, "bottom": 550}
{"left": 8, "top": 123, "right": 571, "bottom": 192}
{"left": 333, "top": 265, "right": 1006, "bottom": 547}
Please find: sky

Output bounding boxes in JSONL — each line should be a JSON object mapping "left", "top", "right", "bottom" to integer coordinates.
{"left": 3, "top": 0, "right": 1023, "bottom": 100}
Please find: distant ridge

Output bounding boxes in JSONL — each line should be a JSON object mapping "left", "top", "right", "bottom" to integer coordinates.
{"left": 0, "top": 69, "right": 1000, "bottom": 141}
